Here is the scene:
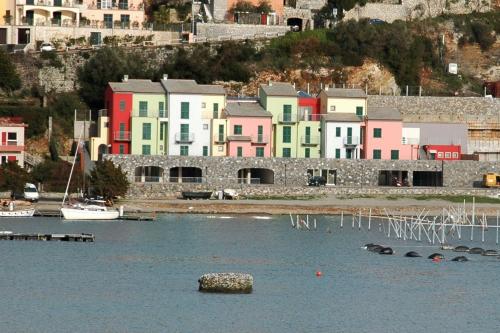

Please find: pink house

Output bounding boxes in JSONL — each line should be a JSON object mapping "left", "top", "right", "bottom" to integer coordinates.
{"left": 224, "top": 102, "right": 272, "bottom": 157}
{"left": 363, "top": 107, "right": 415, "bottom": 160}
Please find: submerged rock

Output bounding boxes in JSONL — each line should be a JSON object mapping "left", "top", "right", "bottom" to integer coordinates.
{"left": 451, "top": 256, "right": 468, "bottom": 262}
{"left": 468, "top": 247, "right": 485, "bottom": 255}
{"left": 482, "top": 249, "right": 498, "bottom": 256}
{"left": 405, "top": 251, "right": 421, "bottom": 257}
{"left": 453, "top": 246, "right": 469, "bottom": 252}
{"left": 379, "top": 247, "right": 393, "bottom": 255}
{"left": 198, "top": 273, "right": 253, "bottom": 294}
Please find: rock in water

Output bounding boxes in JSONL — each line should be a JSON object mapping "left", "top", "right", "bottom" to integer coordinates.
{"left": 198, "top": 273, "right": 253, "bottom": 293}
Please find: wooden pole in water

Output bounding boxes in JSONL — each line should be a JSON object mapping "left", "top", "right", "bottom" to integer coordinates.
{"left": 368, "top": 209, "right": 372, "bottom": 230}
{"left": 290, "top": 213, "right": 294, "bottom": 228}
{"left": 358, "top": 211, "right": 361, "bottom": 230}
{"left": 496, "top": 211, "right": 499, "bottom": 245}
{"left": 352, "top": 214, "right": 355, "bottom": 229}
{"left": 482, "top": 213, "right": 485, "bottom": 243}
{"left": 340, "top": 212, "right": 344, "bottom": 228}
{"left": 471, "top": 197, "right": 475, "bottom": 241}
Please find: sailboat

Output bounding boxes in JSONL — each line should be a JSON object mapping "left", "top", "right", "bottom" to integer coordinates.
{"left": 60, "top": 136, "right": 120, "bottom": 220}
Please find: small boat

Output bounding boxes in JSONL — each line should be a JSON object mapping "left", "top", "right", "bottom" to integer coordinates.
{"left": 0, "top": 208, "right": 35, "bottom": 217}
{"left": 61, "top": 200, "right": 120, "bottom": 220}
{"left": 181, "top": 191, "right": 213, "bottom": 200}
{"left": 223, "top": 189, "right": 239, "bottom": 200}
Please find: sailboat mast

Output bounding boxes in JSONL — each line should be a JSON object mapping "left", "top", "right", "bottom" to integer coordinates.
{"left": 62, "top": 128, "right": 83, "bottom": 206}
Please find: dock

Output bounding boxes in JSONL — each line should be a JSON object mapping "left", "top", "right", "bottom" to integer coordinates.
{"left": 0, "top": 233, "right": 95, "bottom": 242}
{"left": 33, "top": 210, "right": 156, "bottom": 221}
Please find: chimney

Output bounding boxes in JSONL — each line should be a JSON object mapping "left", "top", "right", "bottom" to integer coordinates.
{"left": 325, "top": 85, "right": 329, "bottom": 91}
{"left": 163, "top": 74, "right": 168, "bottom": 81}
{"left": 122, "top": 74, "right": 129, "bottom": 82}
{"left": 268, "top": 80, "right": 272, "bottom": 86}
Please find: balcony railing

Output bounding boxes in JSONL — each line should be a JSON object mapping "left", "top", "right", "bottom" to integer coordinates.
{"left": 343, "top": 136, "right": 360, "bottom": 145}
{"left": 113, "top": 131, "right": 131, "bottom": 141}
{"left": 299, "top": 113, "right": 321, "bottom": 121}
{"left": 175, "top": 132, "right": 195, "bottom": 143}
{"left": 17, "top": 0, "right": 85, "bottom": 8}
{"left": 0, "top": 141, "right": 24, "bottom": 151}
{"left": 402, "top": 137, "right": 419, "bottom": 145}
{"left": 213, "top": 135, "right": 226, "bottom": 143}
{"left": 278, "top": 114, "right": 297, "bottom": 124}
{"left": 132, "top": 109, "right": 166, "bottom": 118}
{"left": 252, "top": 135, "right": 268, "bottom": 144}
{"left": 300, "top": 135, "right": 319, "bottom": 145}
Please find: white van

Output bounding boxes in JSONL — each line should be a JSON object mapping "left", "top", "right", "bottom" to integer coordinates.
{"left": 24, "top": 183, "right": 39, "bottom": 202}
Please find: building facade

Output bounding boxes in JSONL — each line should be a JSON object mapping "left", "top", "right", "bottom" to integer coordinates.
{"left": 0, "top": 117, "right": 27, "bottom": 167}
{"left": 321, "top": 113, "right": 363, "bottom": 159}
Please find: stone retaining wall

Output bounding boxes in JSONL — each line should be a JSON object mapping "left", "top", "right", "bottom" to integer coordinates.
{"left": 195, "top": 23, "right": 290, "bottom": 40}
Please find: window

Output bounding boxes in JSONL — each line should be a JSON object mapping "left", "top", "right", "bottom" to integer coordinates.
{"left": 305, "top": 148, "right": 310, "bottom": 158}
{"left": 180, "top": 124, "right": 189, "bottom": 141}
{"left": 119, "top": 100, "right": 126, "bottom": 111}
{"left": 181, "top": 102, "right": 189, "bottom": 119}
{"left": 452, "top": 152, "right": 458, "bottom": 158}
{"left": 118, "top": 0, "right": 128, "bottom": 9}
{"left": 356, "top": 106, "right": 363, "bottom": 116}
{"left": 103, "top": 14, "right": 113, "bottom": 28}
{"left": 203, "top": 124, "right": 209, "bottom": 130}
{"left": 373, "top": 128, "right": 382, "bottom": 138}
{"left": 282, "top": 148, "right": 291, "bottom": 157}
{"left": 234, "top": 125, "right": 242, "bottom": 135}
{"left": 201, "top": 102, "right": 206, "bottom": 109}
{"left": 118, "top": 144, "right": 125, "bottom": 154}
{"left": 257, "top": 125, "right": 264, "bottom": 143}
{"left": 218, "top": 146, "right": 223, "bottom": 152}
{"left": 104, "top": 122, "right": 109, "bottom": 128}
{"left": 438, "top": 152, "right": 443, "bottom": 158}
{"left": 283, "top": 126, "right": 291, "bottom": 143}
{"left": 139, "top": 101, "right": 148, "bottom": 117}
{"left": 159, "top": 101, "right": 165, "bottom": 117}
{"left": 180, "top": 146, "right": 189, "bottom": 156}
{"left": 160, "top": 123, "right": 164, "bottom": 140}
{"left": 203, "top": 146, "right": 208, "bottom": 156}
{"left": 120, "top": 14, "right": 130, "bottom": 28}
{"left": 335, "top": 127, "right": 341, "bottom": 137}
{"left": 218, "top": 124, "right": 224, "bottom": 142}
{"left": 304, "top": 126, "right": 311, "bottom": 144}
{"left": 213, "top": 103, "right": 219, "bottom": 119}
{"left": 283, "top": 105, "right": 292, "bottom": 122}
{"left": 256, "top": 147, "right": 264, "bottom": 157}
{"left": 445, "top": 152, "right": 451, "bottom": 158}
{"left": 335, "top": 149, "right": 340, "bottom": 159}
{"left": 142, "top": 123, "right": 151, "bottom": 140}
{"left": 237, "top": 147, "right": 243, "bottom": 157}
{"left": 7, "top": 132, "right": 17, "bottom": 141}
{"left": 119, "top": 123, "right": 126, "bottom": 139}
{"left": 142, "top": 145, "right": 151, "bottom": 155}
{"left": 373, "top": 149, "right": 381, "bottom": 159}
{"left": 391, "top": 150, "right": 399, "bottom": 160}
{"left": 330, "top": 105, "right": 336, "bottom": 112}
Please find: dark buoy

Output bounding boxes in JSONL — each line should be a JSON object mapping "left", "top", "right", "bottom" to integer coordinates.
{"left": 405, "top": 251, "right": 421, "bottom": 258}
{"left": 453, "top": 246, "right": 469, "bottom": 252}
{"left": 428, "top": 253, "right": 444, "bottom": 260}
{"left": 482, "top": 249, "right": 498, "bottom": 256}
{"left": 468, "top": 247, "right": 484, "bottom": 255}
{"left": 451, "top": 256, "right": 468, "bottom": 262}
{"left": 369, "top": 245, "right": 383, "bottom": 253}
{"left": 379, "top": 247, "right": 393, "bottom": 255}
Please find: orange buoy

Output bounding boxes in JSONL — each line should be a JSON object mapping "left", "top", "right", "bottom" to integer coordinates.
{"left": 316, "top": 271, "right": 322, "bottom": 277}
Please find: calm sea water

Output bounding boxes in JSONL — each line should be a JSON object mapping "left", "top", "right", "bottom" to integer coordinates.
{"left": 0, "top": 214, "right": 499, "bottom": 333}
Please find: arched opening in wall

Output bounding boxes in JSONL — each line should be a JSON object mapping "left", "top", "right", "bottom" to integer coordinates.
{"left": 237, "top": 168, "right": 274, "bottom": 184}
{"left": 378, "top": 170, "right": 409, "bottom": 186}
{"left": 97, "top": 144, "right": 108, "bottom": 161}
{"left": 134, "top": 166, "right": 164, "bottom": 183}
{"left": 287, "top": 18, "right": 303, "bottom": 31}
{"left": 169, "top": 167, "right": 203, "bottom": 183}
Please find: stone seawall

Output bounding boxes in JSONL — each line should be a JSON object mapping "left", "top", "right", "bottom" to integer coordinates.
{"left": 195, "top": 23, "right": 290, "bottom": 40}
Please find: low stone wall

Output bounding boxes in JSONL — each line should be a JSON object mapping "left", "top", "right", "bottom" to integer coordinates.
{"left": 195, "top": 23, "right": 290, "bottom": 40}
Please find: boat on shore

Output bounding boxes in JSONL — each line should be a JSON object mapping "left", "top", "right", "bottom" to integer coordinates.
{"left": 182, "top": 191, "right": 213, "bottom": 200}
{"left": 0, "top": 208, "right": 35, "bottom": 217}
{"left": 61, "top": 199, "right": 120, "bottom": 220}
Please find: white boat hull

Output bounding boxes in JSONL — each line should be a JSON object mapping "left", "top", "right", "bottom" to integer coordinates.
{"left": 0, "top": 209, "right": 35, "bottom": 217}
{"left": 61, "top": 207, "right": 120, "bottom": 220}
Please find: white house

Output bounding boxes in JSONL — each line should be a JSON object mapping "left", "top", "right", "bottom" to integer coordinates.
{"left": 321, "top": 113, "right": 363, "bottom": 159}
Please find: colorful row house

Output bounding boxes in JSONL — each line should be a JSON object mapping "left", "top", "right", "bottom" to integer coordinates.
{"left": 0, "top": 117, "right": 27, "bottom": 167}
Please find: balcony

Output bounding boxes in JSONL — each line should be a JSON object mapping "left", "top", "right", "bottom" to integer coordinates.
{"left": 299, "top": 113, "right": 321, "bottom": 121}
{"left": 300, "top": 135, "right": 319, "bottom": 145}
{"left": 0, "top": 141, "right": 24, "bottom": 152}
{"left": 17, "top": 0, "right": 86, "bottom": 9}
{"left": 278, "top": 114, "right": 297, "bottom": 124}
{"left": 402, "top": 137, "right": 419, "bottom": 145}
{"left": 113, "top": 131, "right": 131, "bottom": 141}
{"left": 132, "top": 109, "right": 166, "bottom": 118}
{"left": 251, "top": 135, "right": 269, "bottom": 144}
{"left": 213, "top": 135, "right": 226, "bottom": 143}
{"left": 227, "top": 134, "right": 251, "bottom": 142}
{"left": 343, "top": 136, "right": 360, "bottom": 146}
{"left": 175, "top": 132, "right": 195, "bottom": 143}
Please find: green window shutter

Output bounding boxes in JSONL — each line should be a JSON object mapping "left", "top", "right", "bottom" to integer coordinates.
{"left": 305, "top": 148, "right": 310, "bottom": 158}
{"left": 159, "top": 101, "right": 165, "bottom": 118}
{"left": 218, "top": 124, "right": 224, "bottom": 141}
{"left": 257, "top": 125, "right": 263, "bottom": 142}
{"left": 119, "top": 100, "right": 126, "bottom": 111}
{"left": 181, "top": 102, "right": 189, "bottom": 119}
{"left": 119, "top": 144, "right": 125, "bottom": 154}
{"left": 180, "top": 146, "right": 189, "bottom": 156}
{"left": 336, "top": 127, "right": 341, "bottom": 137}
{"left": 203, "top": 146, "right": 208, "bottom": 156}
{"left": 391, "top": 150, "right": 399, "bottom": 160}
{"left": 283, "top": 148, "right": 291, "bottom": 157}
{"left": 234, "top": 125, "right": 242, "bottom": 135}
{"left": 139, "top": 101, "right": 148, "bottom": 117}
{"left": 213, "top": 103, "right": 219, "bottom": 118}
{"left": 335, "top": 149, "right": 340, "bottom": 158}
{"left": 256, "top": 147, "right": 264, "bottom": 157}
{"left": 283, "top": 105, "right": 292, "bottom": 122}
{"left": 237, "top": 147, "right": 243, "bottom": 157}
{"left": 373, "top": 149, "right": 381, "bottom": 159}
{"left": 356, "top": 106, "right": 363, "bottom": 116}
{"left": 160, "top": 123, "right": 164, "bottom": 140}
{"left": 142, "top": 145, "right": 151, "bottom": 155}
{"left": 283, "top": 126, "right": 291, "bottom": 143}
{"left": 374, "top": 128, "right": 382, "bottom": 138}
{"left": 180, "top": 124, "right": 189, "bottom": 141}
{"left": 142, "top": 123, "right": 151, "bottom": 140}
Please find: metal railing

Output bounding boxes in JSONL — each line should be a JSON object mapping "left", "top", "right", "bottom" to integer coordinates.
{"left": 132, "top": 109, "right": 166, "bottom": 118}
{"left": 300, "top": 135, "right": 319, "bottom": 145}
{"left": 401, "top": 137, "right": 419, "bottom": 145}
{"left": 175, "top": 132, "right": 195, "bottom": 143}
{"left": 113, "top": 131, "right": 131, "bottom": 141}
{"left": 278, "top": 114, "right": 297, "bottom": 124}
{"left": 299, "top": 113, "right": 321, "bottom": 121}
{"left": 252, "top": 135, "right": 268, "bottom": 144}
{"left": 213, "top": 135, "right": 226, "bottom": 143}
{"left": 236, "top": 177, "right": 262, "bottom": 184}
{"left": 343, "top": 136, "right": 360, "bottom": 145}
{"left": 168, "top": 177, "right": 206, "bottom": 183}
{"left": 134, "top": 176, "right": 163, "bottom": 183}
{"left": 17, "top": 0, "right": 84, "bottom": 8}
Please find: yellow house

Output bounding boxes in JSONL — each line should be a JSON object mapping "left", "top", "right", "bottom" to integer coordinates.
{"left": 201, "top": 88, "right": 226, "bottom": 156}
{"left": 90, "top": 110, "right": 109, "bottom": 161}
{"left": 318, "top": 88, "right": 367, "bottom": 116}
{"left": 1, "top": 1, "right": 15, "bottom": 25}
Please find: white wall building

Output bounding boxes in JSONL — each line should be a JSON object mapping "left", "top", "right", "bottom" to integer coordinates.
{"left": 321, "top": 113, "right": 363, "bottom": 159}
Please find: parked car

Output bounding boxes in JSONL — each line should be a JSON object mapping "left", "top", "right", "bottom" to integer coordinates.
{"left": 308, "top": 176, "right": 326, "bottom": 186}
{"left": 24, "top": 183, "right": 39, "bottom": 202}
{"left": 369, "top": 18, "right": 386, "bottom": 25}
{"left": 40, "top": 42, "right": 55, "bottom": 52}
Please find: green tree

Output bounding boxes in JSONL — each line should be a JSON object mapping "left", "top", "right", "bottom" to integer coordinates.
{"left": 470, "top": 21, "right": 495, "bottom": 51}
{"left": 153, "top": 5, "right": 171, "bottom": 27}
{"left": 48, "top": 93, "right": 87, "bottom": 135}
{"left": 89, "top": 160, "right": 129, "bottom": 200}
{"left": 31, "top": 158, "right": 83, "bottom": 192}
{"left": 0, "top": 50, "right": 21, "bottom": 94}
{"left": 0, "top": 161, "right": 29, "bottom": 193}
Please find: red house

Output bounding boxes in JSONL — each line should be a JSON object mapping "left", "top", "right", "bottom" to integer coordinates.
{"left": 298, "top": 91, "right": 320, "bottom": 121}
{"left": 423, "top": 145, "right": 461, "bottom": 160}
{"left": 105, "top": 81, "right": 134, "bottom": 155}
